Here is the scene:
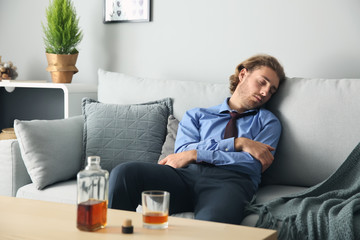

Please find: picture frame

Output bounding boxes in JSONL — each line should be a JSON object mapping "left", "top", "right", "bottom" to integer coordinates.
{"left": 104, "top": 0, "right": 151, "bottom": 23}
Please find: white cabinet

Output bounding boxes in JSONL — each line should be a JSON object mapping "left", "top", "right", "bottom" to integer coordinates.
{"left": 0, "top": 81, "right": 97, "bottom": 129}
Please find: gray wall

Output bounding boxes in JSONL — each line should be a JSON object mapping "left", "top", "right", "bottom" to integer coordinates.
{"left": 1, "top": 0, "right": 360, "bottom": 84}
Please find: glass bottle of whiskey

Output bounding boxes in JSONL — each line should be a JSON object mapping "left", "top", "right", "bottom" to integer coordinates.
{"left": 77, "top": 156, "right": 109, "bottom": 231}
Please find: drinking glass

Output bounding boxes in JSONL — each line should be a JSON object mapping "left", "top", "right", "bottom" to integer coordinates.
{"left": 141, "top": 190, "right": 170, "bottom": 229}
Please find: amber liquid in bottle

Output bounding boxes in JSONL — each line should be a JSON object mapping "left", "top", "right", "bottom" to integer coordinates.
{"left": 77, "top": 199, "right": 107, "bottom": 231}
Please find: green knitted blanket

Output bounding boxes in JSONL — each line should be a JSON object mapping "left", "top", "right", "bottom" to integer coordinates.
{"left": 247, "top": 142, "right": 360, "bottom": 240}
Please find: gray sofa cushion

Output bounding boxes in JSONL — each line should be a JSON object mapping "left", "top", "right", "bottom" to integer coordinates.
{"left": 158, "top": 115, "right": 179, "bottom": 161}
{"left": 97, "top": 69, "right": 230, "bottom": 121}
{"left": 16, "top": 180, "right": 77, "bottom": 204}
{"left": 241, "top": 185, "right": 306, "bottom": 226}
{"left": 263, "top": 78, "right": 360, "bottom": 187}
{"left": 13, "top": 116, "right": 84, "bottom": 190}
{"left": 82, "top": 98, "right": 172, "bottom": 172}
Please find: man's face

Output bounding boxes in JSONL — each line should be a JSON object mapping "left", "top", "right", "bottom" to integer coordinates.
{"left": 234, "top": 66, "right": 280, "bottom": 110}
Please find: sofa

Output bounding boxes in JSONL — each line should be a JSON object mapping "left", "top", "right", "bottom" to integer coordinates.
{"left": 1, "top": 69, "right": 359, "bottom": 226}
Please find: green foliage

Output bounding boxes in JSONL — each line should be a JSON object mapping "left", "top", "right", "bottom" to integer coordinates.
{"left": 42, "top": 0, "right": 83, "bottom": 54}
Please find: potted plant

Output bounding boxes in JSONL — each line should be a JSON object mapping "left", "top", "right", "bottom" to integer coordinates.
{"left": 42, "top": 0, "right": 83, "bottom": 83}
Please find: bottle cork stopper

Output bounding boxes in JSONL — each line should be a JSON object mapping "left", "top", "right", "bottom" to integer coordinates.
{"left": 122, "top": 219, "right": 133, "bottom": 234}
{"left": 123, "top": 219, "right": 132, "bottom": 227}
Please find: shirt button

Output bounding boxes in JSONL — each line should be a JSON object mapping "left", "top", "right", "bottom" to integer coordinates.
{"left": 225, "top": 148, "right": 229, "bottom": 152}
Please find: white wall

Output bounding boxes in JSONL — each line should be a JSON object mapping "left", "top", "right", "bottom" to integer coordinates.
{"left": 1, "top": 0, "right": 360, "bottom": 84}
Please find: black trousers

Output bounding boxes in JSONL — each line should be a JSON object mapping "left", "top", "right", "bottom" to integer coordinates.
{"left": 108, "top": 162, "right": 255, "bottom": 225}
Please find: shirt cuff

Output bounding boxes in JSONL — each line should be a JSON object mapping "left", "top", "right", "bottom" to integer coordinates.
{"left": 218, "top": 137, "right": 235, "bottom": 152}
{"left": 196, "top": 149, "right": 212, "bottom": 163}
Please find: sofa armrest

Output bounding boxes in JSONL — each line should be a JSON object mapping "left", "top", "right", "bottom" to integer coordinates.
{"left": 0, "top": 139, "right": 31, "bottom": 196}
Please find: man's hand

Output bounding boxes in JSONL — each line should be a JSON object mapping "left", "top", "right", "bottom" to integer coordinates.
{"left": 234, "top": 137, "right": 275, "bottom": 172}
{"left": 158, "top": 150, "right": 197, "bottom": 168}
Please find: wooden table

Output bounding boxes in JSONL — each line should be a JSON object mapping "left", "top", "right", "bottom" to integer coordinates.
{"left": 0, "top": 196, "right": 277, "bottom": 240}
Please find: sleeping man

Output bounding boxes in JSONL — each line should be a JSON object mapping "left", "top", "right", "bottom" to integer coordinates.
{"left": 108, "top": 54, "right": 285, "bottom": 224}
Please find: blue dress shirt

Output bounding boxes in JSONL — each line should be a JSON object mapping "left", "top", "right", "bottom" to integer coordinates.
{"left": 175, "top": 98, "right": 282, "bottom": 190}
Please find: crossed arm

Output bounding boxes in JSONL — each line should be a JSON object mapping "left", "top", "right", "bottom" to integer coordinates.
{"left": 158, "top": 137, "right": 275, "bottom": 172}
{"left": 158, "top": 109, "right": 281, "bottom": 174}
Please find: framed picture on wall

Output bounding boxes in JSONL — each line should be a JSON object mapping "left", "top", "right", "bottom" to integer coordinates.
{"left": 104, "top": 0, "right": 151, "bottom": 23}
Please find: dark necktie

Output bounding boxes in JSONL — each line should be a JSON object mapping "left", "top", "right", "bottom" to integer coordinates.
{"left": 224, "top": 111, "right": 257, "bottom": 139}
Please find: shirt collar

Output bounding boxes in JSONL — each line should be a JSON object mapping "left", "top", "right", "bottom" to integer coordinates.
{"left": 219, "top": 97, "right": 259, "bottom": 114}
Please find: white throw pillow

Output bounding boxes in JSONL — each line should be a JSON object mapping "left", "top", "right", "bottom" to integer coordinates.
{"left": 14, "top": 116, "right": 84, "bottom": 190}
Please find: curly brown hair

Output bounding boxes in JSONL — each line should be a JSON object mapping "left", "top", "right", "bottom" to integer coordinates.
{"left": 229, "top": 54, "right": 286, "bottom": 94}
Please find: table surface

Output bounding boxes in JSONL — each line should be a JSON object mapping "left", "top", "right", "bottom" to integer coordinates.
{"left": 0, "top": 196, "right": 277, "bottom": 240}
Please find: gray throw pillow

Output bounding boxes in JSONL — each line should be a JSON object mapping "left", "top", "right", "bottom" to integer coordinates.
{"left": 82, "top": 98, "right": 172, "bottom": 172}
{"left": 13, "top": 116, "right": 84, "bottom": 190}
{"left": 158, "top": 115, "right": 179, "bottom": 161}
